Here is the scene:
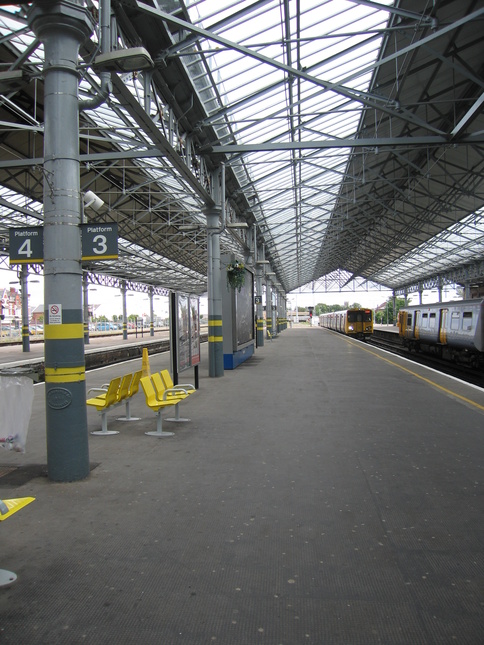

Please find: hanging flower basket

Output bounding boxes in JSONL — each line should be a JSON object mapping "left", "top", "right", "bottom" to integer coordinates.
{"left": 226, "top": 260, "right": 245, "bottom": 292}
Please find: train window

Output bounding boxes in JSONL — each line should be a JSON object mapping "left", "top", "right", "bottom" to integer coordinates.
{"left": 347, "top": 312, "right": 358, "bottom": 322}
{"left": 363, "top": 310, "right": 372, "bottom": 322}
{"left": 450, "top": 312, "right": 460, "bottom": 330}
{"left": 407, "top": 314, "right": 412, "bottom": 325}
{"left": 421, "top": 313, "right": 428, "bottom": 328}
{"left": 429, "top": 313, "right": 436, "bottom": 328}
{"left": 462, "top": 311, "right": 473, "bottom": 330}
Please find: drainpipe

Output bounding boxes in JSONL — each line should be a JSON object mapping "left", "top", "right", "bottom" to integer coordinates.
{"left": 79, "top": 0, "right": 111, "bottom": 112}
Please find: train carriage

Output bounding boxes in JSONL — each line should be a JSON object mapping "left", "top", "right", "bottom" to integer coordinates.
{"left": 398, "top": 298, "right": 484, "bottom": 366}
{"left": 319, "top": 308, "right": 373, "bottom": 340}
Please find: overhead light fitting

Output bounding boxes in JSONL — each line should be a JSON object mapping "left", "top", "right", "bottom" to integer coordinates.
{"left": 266, "top": 272, "right": 275, "bottom": 276}
{"left": 83, "top": 190, "right": 104, "bottom": 212}
{"left": 179, "top": 224, "right": 200, "bottom": 232}
{"left": 226, "top": 222, "right": 249, "bottom": 229}
{"left": 256, "top": 260, "right": 270, "bottom": 264}
{"left": 93, "top": 47, "right": 154, "bottom": 73}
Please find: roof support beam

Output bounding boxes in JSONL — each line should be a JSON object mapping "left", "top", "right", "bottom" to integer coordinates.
{"left": 203, "top": 133, "right": 484, "bottom": 153}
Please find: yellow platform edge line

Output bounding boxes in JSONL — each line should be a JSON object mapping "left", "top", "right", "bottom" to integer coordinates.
{"left": 348, "top": 338, "right": 484, "bottom": 412}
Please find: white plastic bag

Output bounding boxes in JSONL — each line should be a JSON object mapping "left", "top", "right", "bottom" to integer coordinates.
{"left": 0, "top": 375, "right": 34, "bottom": 452}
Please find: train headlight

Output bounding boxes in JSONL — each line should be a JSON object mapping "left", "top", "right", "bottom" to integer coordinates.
{"left": 348, "top": 325, "right": 354, "bottom": 331}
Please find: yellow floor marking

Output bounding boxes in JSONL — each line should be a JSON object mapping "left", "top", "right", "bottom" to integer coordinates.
{"left": 344, "top": 337, "right": 484, "bottom": 412}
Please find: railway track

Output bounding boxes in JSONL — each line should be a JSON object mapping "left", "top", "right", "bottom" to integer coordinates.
{"left": 368, "top": 334, "right": 484, "bottom": 389}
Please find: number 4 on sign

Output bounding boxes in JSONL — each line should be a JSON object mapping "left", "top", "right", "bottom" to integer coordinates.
{"left": 18, "top": 239, "right": 33, "bottom": 258}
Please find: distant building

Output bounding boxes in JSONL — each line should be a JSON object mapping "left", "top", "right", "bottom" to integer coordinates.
{"left": 0, "top": 286, "right": 21, "bottom": 323}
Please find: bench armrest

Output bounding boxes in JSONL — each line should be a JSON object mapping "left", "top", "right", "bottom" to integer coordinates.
{"left": 163, "top": 387, "right": 189, "bottom": 400}
{"left": 87, "top": 387, "right": 108, "bottom": 395}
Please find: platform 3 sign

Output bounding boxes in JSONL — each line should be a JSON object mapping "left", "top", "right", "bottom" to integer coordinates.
{"left": 9, "top": 224, "right": 118, "bottom": 264}
{"left": 80, "top": 223, "right": 118, "bottom": 260}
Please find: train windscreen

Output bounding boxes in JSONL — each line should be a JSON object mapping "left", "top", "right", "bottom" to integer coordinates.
{"left": 347, "top": 310, "right": 372, "bottom": 323}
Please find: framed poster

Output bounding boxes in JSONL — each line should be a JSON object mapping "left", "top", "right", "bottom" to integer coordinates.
{"left": 190, "top": 298, "right": 200, "bottom": 366}
{"left": 235, "top": 267, "right": 254, "bottom": 348}
{"left": 171, "top": 292, "right": 201, "bottom": 374}
{"left": 177, "top": 293, "right": 190, "bottom": 372}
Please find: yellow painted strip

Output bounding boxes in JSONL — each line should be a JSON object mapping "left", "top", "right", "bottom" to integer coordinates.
{"left": 45, "top": 366, "right": 85, "bottom": 383}
{"left": 208, "top": 336, "right": 223, "bottom": 343}
{"left": 45, "top": 373, "right": 85, "bottom": 383}
{"left": 10, "top": 258, "right": 43, "bottom": 265}
{"left": 81, "top": 255, "right": 118, "bottom": 261}
{"left": 347, "top": 338, "right": 484, "bottom": 412}
{"left": 208, "top": 320, "right": 223, "bottom": 327}
{"left": 44, "top": 323, "right": 84, "bottom": 340}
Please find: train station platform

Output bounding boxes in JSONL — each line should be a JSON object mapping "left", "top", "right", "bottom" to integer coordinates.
{"left": 1, "top": 325, "right": 483, "bottom": 644}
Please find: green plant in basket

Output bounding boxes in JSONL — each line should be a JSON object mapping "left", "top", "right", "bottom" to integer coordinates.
{"left": 226, "top": 260, "right": 245, "bottom": 292}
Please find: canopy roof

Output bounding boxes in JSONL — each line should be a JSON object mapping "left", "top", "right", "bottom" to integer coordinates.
{"left": 0, "top": 0, "right": 483, "bottom": 297}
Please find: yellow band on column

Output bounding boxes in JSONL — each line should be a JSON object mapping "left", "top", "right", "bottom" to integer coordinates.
{"left": 45, "top": 366, "right": 86, "bottom": 383}
{"left": 44, "top": 323, "right": 84, "bottom": 340}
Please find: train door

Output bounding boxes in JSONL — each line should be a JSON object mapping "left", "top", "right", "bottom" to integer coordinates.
{"left": 412, "top": 310, "right": 419, "bottom": 339}
{"left": 439, "top": 308, "right": 448, "bottom": 345}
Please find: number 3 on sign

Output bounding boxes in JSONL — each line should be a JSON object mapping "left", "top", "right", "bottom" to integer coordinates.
{"left": 92, "top": 235, "right": 107, "bottom": 255}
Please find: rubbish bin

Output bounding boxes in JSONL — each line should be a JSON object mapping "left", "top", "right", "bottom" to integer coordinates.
{"left": 0, "top": 368, "right": 38, "bottom": 453}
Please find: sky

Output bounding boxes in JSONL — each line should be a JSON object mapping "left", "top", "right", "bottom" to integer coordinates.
{"left": 2, "top": 265, "right": 461, "bottom": 321}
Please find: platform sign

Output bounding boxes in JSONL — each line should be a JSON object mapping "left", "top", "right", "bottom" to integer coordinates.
{"left": 81, "top": 223, "right": 118, "bottom": 261}
{"left": 9, "top": 227, "right": 44, "bottom": 264}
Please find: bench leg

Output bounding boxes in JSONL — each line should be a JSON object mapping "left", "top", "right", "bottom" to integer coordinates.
{"left": 165, "top": 401, "right": 190, "bottom": 423}
{"left": 117, "top": 399, "right": 140, "bottom": 422}
{"left": 145, "top": 410, "right": 174, "bottom": 437}
{"left": 90, "top": 411, "right": 119, "bottom": 436}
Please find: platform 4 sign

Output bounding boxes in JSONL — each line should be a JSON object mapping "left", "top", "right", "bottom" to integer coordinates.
{"left": 9, "top": 227, "right": 43, "bottom": 264}
{"left": 9, "top": 224, "right": 118, "bottom": 264}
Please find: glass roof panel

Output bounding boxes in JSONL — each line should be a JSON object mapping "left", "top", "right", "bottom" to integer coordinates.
{"left": 186, "top": 0, "right": 395, "bottom": 290}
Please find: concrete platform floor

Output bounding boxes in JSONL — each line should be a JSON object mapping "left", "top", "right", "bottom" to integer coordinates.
{"left": 1, "top": 326, "right": 483, "bottom": 644}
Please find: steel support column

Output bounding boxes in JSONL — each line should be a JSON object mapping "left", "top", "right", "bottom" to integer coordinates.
{"left": 121, "top": 280, "right": 127, "bottom": 339}
{"left": 266, "top": 279, "right": 273, "bottom": 338}
{"left": 255, "top": 266, "right": 264, "bottom": 347}
{"left": 149, "top": 286, "right": 154, "bottom": 337}
{"left": 20, "top": 266, "right": 30, "bottom": 353}
{"left": 29, "top": 0, "right": 94, "bottom": 482}
{"left": 206, "top": 207, "right": 224, "bottom": 377}
{"left": 83, "top": 272, "right": 90, "bottom": 344}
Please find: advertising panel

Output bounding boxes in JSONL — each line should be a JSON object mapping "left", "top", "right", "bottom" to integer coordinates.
{"left": 190, "top": 298, "right": 201, "bottom": 366}
{"left": 235, "top": 268, "right": 254, "bottom": 348}
{"left": 177, "top": 293, "right": 190, "bottom": 372}
{"left": 173, "top": 293, "right": 201, "bottom": 373}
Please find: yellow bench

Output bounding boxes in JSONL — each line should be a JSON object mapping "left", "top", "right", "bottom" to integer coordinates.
{"left": 151, "top": 370, "right": 195, "bottom": 422}
{"left": 1, "top": 495, "right": 35, "bottom": 587}
{"left": 86, "top": 371, "right": 141, "bottom": 435}
{"left": 140, "top": 376, "right": 186, "bottom": 437}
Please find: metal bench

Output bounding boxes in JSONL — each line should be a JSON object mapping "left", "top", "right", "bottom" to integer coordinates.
{"left": 86, "top": 370, "right": 142, "bottom": 435}
{"left": 140, "top": 376, "right": 187, "bottom": 437}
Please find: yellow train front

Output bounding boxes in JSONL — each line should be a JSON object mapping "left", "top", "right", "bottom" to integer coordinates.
{"left": 319, "top": 308, "right": 373, "bottom": 340}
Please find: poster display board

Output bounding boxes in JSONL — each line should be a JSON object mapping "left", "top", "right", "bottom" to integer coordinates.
{"left": 235, "top": 269, "right": 254, "bottom": 349}
{"left": 221, "top": 258, "right": 255, "bottom": 369}
{"left": 171, "top": 292, "right": 201, "bottom": 374}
